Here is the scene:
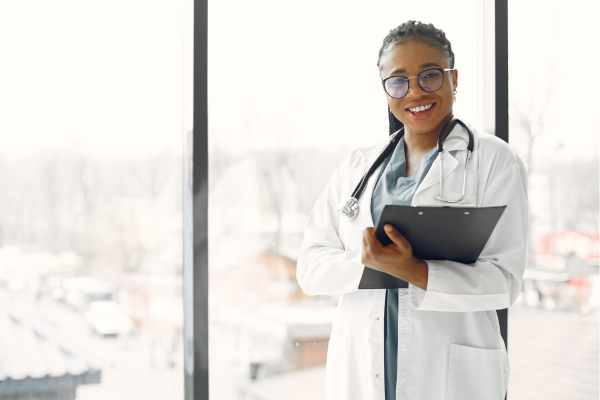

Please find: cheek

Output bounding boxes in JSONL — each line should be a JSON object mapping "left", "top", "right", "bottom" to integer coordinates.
{"left": 446, "top": 91, "right": 455, "bottom": 104}
{"left": 437, "top": 90, "right": 454, "bottom": 108}
{"left": 392, "top": 104, "right": 410, "bottom": 122}
{"left": 388, "top": 99, "right": 404, "bottom": 114}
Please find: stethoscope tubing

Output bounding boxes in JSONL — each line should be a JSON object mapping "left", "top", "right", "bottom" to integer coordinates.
{"left": 338, "top": 128, "right": 403, "bottom": 220}
{"left": 350, "top": 128, "right": 404, "bottom": 200}
{"left": 338, "top": 118, "right": 475, "bottom": 219}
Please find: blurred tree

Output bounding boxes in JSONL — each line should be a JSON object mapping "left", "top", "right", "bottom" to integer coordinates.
{"left": 554, "top": 158, "right": 599, "bottom": 233}
{"left": 511, "top": 58, "right": 557, "bottom": 266}
{"left": 0, "top": 149, "right": 182, "bottom": 274}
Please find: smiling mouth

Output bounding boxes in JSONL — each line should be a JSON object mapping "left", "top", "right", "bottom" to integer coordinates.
{"left": 406, "top": 103, "right": 436, "bottom": 114}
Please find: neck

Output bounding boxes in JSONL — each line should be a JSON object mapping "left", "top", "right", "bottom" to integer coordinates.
{"left": 404, "top": 113, "right": 454, "bottom": 153}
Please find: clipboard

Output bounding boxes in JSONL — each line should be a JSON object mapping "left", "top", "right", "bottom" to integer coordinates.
{"left": 358, "top": 205, "right": 507, "bottom": 289}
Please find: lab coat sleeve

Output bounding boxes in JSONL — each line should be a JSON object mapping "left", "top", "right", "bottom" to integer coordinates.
{"left": 409, "top": 162, "right": 528, "bottom": 312}
{"left": 296, "top": 167, "right": 365, "bottom": 296}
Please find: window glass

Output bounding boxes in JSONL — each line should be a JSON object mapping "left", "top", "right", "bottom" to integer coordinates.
{"left": 508, "top": 1, "right": 599, "bottom": 399}
{"left": 208, "top": 1, "right": 481, "bottom": 397}
{"left": 0, "top": 1, "right": 184, "bottom": 399}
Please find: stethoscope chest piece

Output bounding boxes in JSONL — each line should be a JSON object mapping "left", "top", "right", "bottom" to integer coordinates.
{"left": 339, "top": 197, "right": 359, "bottom": 219}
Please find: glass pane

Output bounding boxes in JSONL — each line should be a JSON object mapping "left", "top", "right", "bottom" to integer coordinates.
{"left": 508, "top": 1, "right": 599, "bottom": 399}
{"left": 208, "top": 1, "right": 481, "bottom": 398}
{"left": 0, "top": 1, "right": 184, "bottom": 399}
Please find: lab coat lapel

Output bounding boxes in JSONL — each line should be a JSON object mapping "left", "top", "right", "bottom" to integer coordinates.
{"left": 415, "top": 149, "right": 459, "bottom": 194}
{"left": 356, "top": 139, "right": 390, "bottom": 228}
{"left": 360, "top": 160, "right": 385, "bottom": 228}
{"left": 414, "top": 124, "right": 469, "bottom": 196}
{"left": 350, "top": 165, "right": 365, "bottom": 188}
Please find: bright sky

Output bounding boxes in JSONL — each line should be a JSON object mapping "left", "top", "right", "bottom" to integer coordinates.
{"left": 0, "top": 0, "right": 597, "bottom": 160}
{"left": 207, "top": 0, "right": 480, "bottom": 152}
{"left": 0, "top": 0, "right": 184, "bottom": 159}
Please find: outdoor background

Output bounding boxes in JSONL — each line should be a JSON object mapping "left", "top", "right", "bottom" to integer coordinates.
{"left": 0, "top": 0, "right": 597, "bottom": 399}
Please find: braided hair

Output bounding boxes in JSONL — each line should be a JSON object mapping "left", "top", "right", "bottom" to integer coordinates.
{"left": 378, "top": 21, "right": 455, "bottom": 135}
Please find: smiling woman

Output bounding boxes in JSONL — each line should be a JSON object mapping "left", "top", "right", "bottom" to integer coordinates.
{"left": 297, "top": 20, "right": 528, "bottom": 400}
{"left": 378, "top": 23, "right": 458, "bottom": 177}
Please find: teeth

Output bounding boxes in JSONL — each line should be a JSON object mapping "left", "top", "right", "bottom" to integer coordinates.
{"left": 409, "top": 103, "right": 433, "bottom": 113}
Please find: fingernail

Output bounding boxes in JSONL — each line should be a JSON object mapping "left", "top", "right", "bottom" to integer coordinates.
{"left": 385, "top": 225, "right": 392, "bottom": 231}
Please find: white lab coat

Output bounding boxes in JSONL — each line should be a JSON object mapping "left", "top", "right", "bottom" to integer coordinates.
{"left": 297, "top": 121, "right": 528, "bottom": 400}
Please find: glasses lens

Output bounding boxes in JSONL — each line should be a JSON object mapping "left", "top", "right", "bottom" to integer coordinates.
{"left": 418, "top": 69, "right": 444, "bottom": 92}
{"left": 385, "top": 76, "right": 409, "bottom": 98}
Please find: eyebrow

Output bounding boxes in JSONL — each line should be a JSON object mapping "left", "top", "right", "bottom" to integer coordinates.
{"left": 389, "top": 63, "right": 443, "bottom": 76}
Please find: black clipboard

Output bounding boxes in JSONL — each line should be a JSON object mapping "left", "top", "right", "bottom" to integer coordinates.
{"left": 358, "top": 205, "right": 507, "bottom": 289}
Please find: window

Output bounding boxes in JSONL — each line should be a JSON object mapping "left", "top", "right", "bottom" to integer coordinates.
{"left": 206, "top": 1, "right": 486, "bottom": 398}
{"left": 0, "top": 2, "right": 185, "bottom": 399}
{"left": 507, "top": 2, "right": 599, "bottom": 399}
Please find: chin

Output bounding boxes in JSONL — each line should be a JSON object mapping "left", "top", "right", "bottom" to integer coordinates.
{"left": 407, "top": 105, "right": 455, "bottom": 132}
{"left": 404, "top": 116, "right": 442, "bottom": 134}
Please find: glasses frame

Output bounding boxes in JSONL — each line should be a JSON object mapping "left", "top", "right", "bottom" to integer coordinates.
{"left": 382, "top": 68, "right": 455, "bottom": 99}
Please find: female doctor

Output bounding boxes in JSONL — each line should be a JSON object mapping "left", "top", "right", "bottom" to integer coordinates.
{"left": 297, "top": 21, "right": 528, "bottom": 400}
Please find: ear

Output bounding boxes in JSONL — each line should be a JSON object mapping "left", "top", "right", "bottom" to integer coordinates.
{"left": 452, "top": 69, "right": 458, "bottom": 91}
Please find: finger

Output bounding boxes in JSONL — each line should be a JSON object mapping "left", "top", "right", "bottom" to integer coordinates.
{"left": 384, "top": 224, "right": 410, "bottom": 249}
{"left": 361, "top": 230, "right": 370, "bottom": 265}
{"left": 362, "top": 229, "right": 371, "bottom": 258}
{"left": 364, "top": 227, "right": 380, "bottom": 248}
{"left": 361, "top": 245, "right": 367, "bottom": 265}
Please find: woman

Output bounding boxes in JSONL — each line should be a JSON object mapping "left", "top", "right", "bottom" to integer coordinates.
{"left": 297, "top": 21, "right": 528, "bottom": 400}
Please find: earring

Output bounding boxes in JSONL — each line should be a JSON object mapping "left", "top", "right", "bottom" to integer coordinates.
{"left": 453, "top": 90, "right": 457, "bottom": 102}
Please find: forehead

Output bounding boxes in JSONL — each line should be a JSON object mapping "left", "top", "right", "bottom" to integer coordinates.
{"left": 381, "top": 41, "right": 449, "bottom": 78}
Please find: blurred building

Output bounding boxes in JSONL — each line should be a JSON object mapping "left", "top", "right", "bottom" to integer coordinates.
{"left": 0, "top": 302, "right": 103, "bottom": 400}
{"left": 116, "top": 273, "right": 183, "bottom": 369}
{"left": 237, "top": 365, "right": 326, "bottom": 400}
{"left": 518, "top": 230, "right": 600, "bottom": 314}
{"left": 224, "top": 251, "right": 311, "bottom": 304}
{"left": 211, "top": 251, "right": 336, "bottom": 381}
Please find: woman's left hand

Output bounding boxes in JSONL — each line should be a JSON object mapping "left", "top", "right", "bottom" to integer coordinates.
{"left": 361, "top": 224, "right": 429, "bottom": 289}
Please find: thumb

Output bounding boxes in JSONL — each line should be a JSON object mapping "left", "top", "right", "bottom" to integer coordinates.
{"left": 384, "top": 224, "right": 409, "bottom": 248}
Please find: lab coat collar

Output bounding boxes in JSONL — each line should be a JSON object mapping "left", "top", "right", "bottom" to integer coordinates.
{"left": 353, "top": 121, "right": 475, "bottom": 210}
{"left": 358, "top": 135, "right": 397, "bottom": 165}
{"left": 439, "top": 122, "right": 471, "bottom": 152}
{"left": 358, "top": 122, "right": 472, "bottom": 164}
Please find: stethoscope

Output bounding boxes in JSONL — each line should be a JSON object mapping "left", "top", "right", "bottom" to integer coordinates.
{"left": 338, "top": 118, "right": 475, "bottom": 220}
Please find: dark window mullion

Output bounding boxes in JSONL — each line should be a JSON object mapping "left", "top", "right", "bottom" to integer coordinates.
{"left": 494, "top": 1, "right": 509, "bottom": 399}
{"left": 184, "top": 0, "right": 209, "bottom": 399}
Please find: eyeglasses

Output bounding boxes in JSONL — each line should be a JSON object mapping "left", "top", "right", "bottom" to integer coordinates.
{"left": 382, "top": 68, "right": 454, "bottom": 99}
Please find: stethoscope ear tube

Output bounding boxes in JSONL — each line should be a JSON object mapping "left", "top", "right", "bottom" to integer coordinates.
{"left": 350, "top": 128, "right": 403, "bottom": 200}
{"left": 437, "top": 118, "right": 474, "bottom": 153}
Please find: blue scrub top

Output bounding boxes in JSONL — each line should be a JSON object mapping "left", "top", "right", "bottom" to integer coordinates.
{"left": 370, "top": 135, "right": 438, "bottom": 400}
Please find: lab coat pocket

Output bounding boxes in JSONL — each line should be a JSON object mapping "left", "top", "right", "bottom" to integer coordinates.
{"left": 326, "top": 336, "right": 347, "bottom": 400}
{"left": 447, "top": 344, "right": 508, "bottom": 400}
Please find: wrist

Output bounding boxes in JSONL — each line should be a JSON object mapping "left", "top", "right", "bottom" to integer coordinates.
{"left": 408, "top": 257, "right": 428, "bottom": 290}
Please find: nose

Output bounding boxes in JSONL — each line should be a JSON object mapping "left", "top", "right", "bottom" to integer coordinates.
{"left": 406, "top": 76, "right": 426, "bottom": 97}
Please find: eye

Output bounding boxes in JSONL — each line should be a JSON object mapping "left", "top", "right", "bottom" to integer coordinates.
{"left": 388, "top": 77, "right": 408, "bottom": 86}
{"left": 421, "top": 71, "right": 440, "bottom": 79}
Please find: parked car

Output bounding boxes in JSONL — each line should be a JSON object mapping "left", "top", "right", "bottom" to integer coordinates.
{"left": 84, "top": 301, "right": 134, "bottom": 336}
{"left": 62, "top": 277, "right": 115, "bottom": 311}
